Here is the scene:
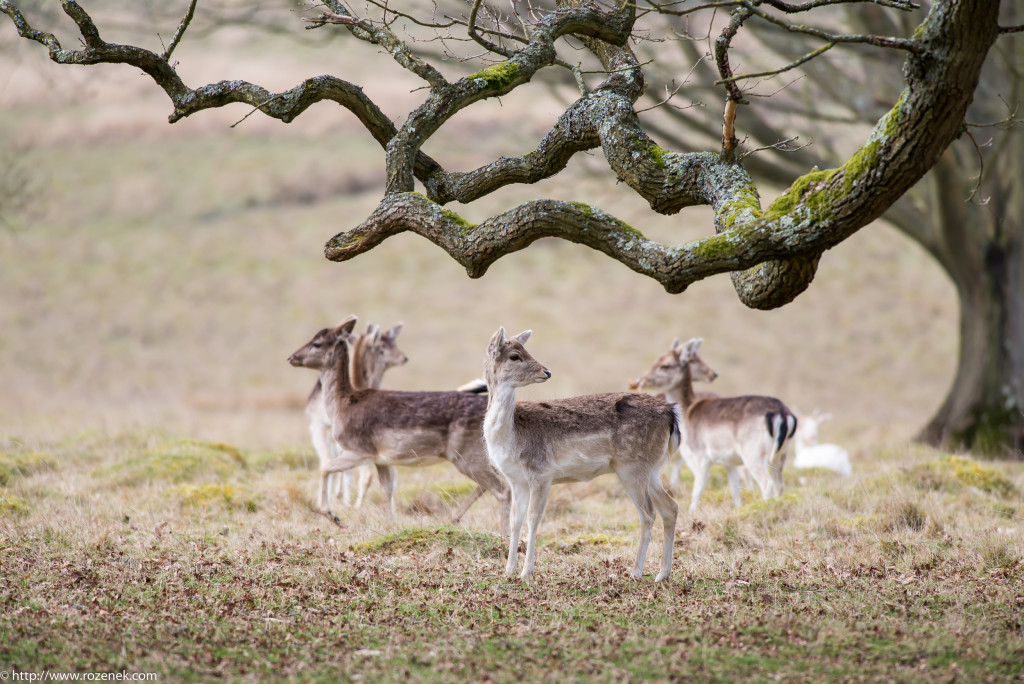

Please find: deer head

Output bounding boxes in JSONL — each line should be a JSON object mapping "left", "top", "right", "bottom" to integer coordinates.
{"left": 632, "top": 337, "right": 711, "bottom": 393}
{"left": 484, "top": 327, "right": 550, "bottom": 391}
{"left": 287, "top": 315, "right": 358, "bottom": 369}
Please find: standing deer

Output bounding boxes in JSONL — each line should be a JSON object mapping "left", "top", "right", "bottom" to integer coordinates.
{"left": 289, "top": 318, "right": 510, "bottom": 533}
{"left": 338, "top": 323, "right": 408, "bottom": 507}
{"left": 636, "top": 338, "right": 797, "bottom": 513}
{"left": 483, "top": 328, "right": 680, "bottom": 582}
{"left": 293, "top": 320, "right": 408, "bottom": 512}
{"left": 629, "top": 343, "right": 719, "bottom": 487}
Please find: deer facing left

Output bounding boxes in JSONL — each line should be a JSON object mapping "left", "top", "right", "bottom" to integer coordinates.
{"left": 290, "top": 317, "right": 511, "bottom": 532}
{"left": 289, "top": 318, "right": 407, "bottom": 515}
{"left": 483, "top": 328, "right": 681, "bottom": 582}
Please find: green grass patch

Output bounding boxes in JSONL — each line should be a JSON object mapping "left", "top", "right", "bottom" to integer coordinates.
{"left": 906, "top": 455, "right": 1017, "bottom": 498}
{"left": 247, "top": 446, "right": 314, "bottom": 471}
{"left": 169, "top": 483, "right": 240, "bottom": 510}
{"left": 0, "top": 490, "right": 31, "bottom": 516}
{"left": 557, "top": 532, "right": 631, "bottom": 554}
{"left": 0, "top": 449, "right": 58, "bottom": 485}
{"left": 100, "top": 438, "right": 245, "bottom": 486}
{"left": 352, "top": 524, "right": 505, "bottom": 559}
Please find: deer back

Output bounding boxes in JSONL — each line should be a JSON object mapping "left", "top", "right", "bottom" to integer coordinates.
{"left": 510, "top": 393, "right": 680, "bottom": 475}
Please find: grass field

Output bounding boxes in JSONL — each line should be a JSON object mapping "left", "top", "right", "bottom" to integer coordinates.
{"left": 1, "top": 7, "right": 1021, "bottom": 682}
{"left": 2, "top": 433, "right": 1022, "bottom": 681}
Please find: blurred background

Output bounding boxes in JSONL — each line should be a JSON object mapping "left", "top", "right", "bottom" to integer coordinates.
{"left": 0, "top": 1, "right": 959, "bottom": 453}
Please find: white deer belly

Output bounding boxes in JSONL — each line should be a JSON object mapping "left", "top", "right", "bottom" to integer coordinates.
{"left": 548, "top": 438, "right": 615, "bottom": 483}
{"left": 703, "top": 443, "right": 744, "bottom": 468}
{"left": 371, "top": 428, "right": 447, "bottom": 466}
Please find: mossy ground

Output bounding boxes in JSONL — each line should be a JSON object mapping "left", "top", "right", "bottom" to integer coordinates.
{"left": 1, "top": 432, "right": 1021, "bottom": 681}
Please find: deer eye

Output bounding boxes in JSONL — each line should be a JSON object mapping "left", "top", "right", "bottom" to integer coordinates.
{"left": 509, "top": 354, "right": 521, "bottom": 361}
{"left": 660, "top": 363, "right": 673, "bottom": 370}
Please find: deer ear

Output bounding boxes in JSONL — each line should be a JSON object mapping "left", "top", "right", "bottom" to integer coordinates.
{"left": 683, "top": 338, "right": 703, "bottom": 357}
{"left": 671, "top": 337, "right": 685, "bottom": 357}
{"left": 488, "top": 327, "right": 506, "bottom": 356}
{"left": 368, "top": 324, "right": 382, "bottom": 344}
{"left": 514, "top": 330, "right": 532, "bottom": 345}
{"left": 336, "top": 315, "right": 358, "bottom": 336}
{"left": 384, "top": 322, "right": 403, "bottom": 341}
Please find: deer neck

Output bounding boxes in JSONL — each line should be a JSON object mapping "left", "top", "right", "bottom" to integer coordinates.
{"left": 483, "top": 381, "right": 518, "bottom": 450}
{"left": 348, "top": 337, "right": 374, "bottom": 391}
{"left": 677, "top": 365, "right": 696, "bottom": 410}
{"left": 319, "top": 342, "right": 355, "bottom": 416}
{"left": 662, "top": 382, "right": 686, "bottom": 407}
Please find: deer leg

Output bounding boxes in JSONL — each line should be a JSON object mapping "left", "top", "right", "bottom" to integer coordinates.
{"left": 375, "top": 464, "right": 397, "bottom": 519}
{"left": 505, "top": 480, "right": 529, "bottom": 577}
{"left": 451, "top": 485, "right": 486, "bottom": 524}
{"left": 337, "top": 472, "right": 350, "bottom": 505}
{"left": 521, "top": 478, "right": 552, "bottom": 580}
{"left": 648, "top": 474, "right": 678, "bottom": 582}
{"left": 690, "top": 457, "right": 711, "bottom": 514}
{"left": 668, "top": 451, "right": 685, "bottom": 487}
{"left": 319, "top": 454, "right": 366, "bottom": 525}
{"left": 726, "top": 466, "right": 743, "bottom": 507}
{"left": 355, "top": 464, "right": 380, "bottom": 509}
{"left": 616, "top": 464, "right": 656, "bottom": 579}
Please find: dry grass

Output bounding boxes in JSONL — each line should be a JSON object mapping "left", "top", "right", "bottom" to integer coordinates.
{"left": 1, "top": 432, "right": 1022, "bottom": 681}
{"left": 1, "top": 8, "right": 1017, "bottom": 681}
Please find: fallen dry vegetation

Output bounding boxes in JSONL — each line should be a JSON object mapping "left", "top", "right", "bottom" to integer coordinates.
{"left": 1, "top": 7, "right": 1020, "bottom": 681}
{"left": 1, "top": 432, "right": 1021, "bottom": 681}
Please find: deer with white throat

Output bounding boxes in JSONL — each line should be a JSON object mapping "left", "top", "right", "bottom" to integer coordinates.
{"left": 635, "top": 338, "right": 797, "bottom": 513}
{"left": 629, "top": 342, "right": 719, "bottom": 487}
{"left": 289, "top": 317, "right": 510, "bottom": 532}
{"left": 291, "top": 319, "right": 408, "bottom": 514}
{"left": 483, "top": 328, "right": 680, "bottom": 582}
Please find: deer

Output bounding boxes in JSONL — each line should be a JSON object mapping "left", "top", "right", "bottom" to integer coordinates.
{"left": 635, "top": 338, "right": 797, "bottom": 513}
{"left": 629, "top": 343, "right": 719, "bottom": 487}
{"left": 289, "top": 317, "right": 510, "bottom": 534}
{"left": 793, "top": 409, "right": 852, "bottom": 477}
{"left": 293, "top": 321, "right": 408, "bottom": 512}
{"left": 483, "top": 327, "right": 680, "bottom": 582}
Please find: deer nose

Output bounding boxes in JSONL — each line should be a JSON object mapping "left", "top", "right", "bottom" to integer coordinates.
{"left": 543, "top": 369, "right": 551, "bottom": 378}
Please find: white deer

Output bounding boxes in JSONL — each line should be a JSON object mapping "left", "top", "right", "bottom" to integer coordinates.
{"left": 635, "top": 338, "right": 797, "bottom": 513}
{"left": 483, "top": 328, "right": 680, "bottom": 582}
{"left": 793, "top": 410, "right": 852, "bottom": 477}
{"left": 290, "top": 317, "right": 510, "bottom": 533}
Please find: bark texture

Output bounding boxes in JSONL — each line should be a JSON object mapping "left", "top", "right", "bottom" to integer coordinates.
{"left": 1, "top": 0, "right": 1018, "bottom": 449}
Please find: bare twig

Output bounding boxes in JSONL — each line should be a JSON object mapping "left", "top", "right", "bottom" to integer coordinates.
{"left": 161, "top": 0, "right": 199, "bottom": 61}
{"left": 717, "top": 42, "right": 834, "bottom": 85}
{"left": 741, "top": 1, "right": 924, "bottom": 54}
{"left": 740, "top": 135, "right": 810, "bottom": 160}
{"left": 962, "top": 128, "right": 991, "bottom": 206}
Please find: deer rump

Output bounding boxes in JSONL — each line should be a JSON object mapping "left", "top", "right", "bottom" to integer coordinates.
{"left": 504, "top": 393, "right": 680, "bottom": 482}
{"left": 331, "top": 389, "right": 489, "bottom": 466}
{"left": 683, "top": 395, "right": 797, "bottom": 459}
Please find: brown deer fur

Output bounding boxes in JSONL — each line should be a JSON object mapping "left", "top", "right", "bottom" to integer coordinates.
{"left": 293, "top": 319, "right": 510, "bottom": 533}
{"left": 483, "top": 328, "right": 680, "bottom": 582}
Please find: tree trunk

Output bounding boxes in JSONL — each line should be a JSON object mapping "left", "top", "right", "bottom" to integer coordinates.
{"left": 918, "top": 238, "right": 1024, "bottom": 458}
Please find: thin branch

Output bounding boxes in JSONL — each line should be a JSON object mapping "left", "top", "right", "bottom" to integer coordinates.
{"left": 999, "top": 24, "right": 1024, "bottom": 34}
{"left": 740, "top": 135, "right": 810, "bottom": 160}
{"left": 307, "top": 1, "right": 450, "bottom": 89}
{"left": 468, "top": 0, "right": 514, "bottom": 57}
{"left": 962, "top": 128, "right": 991, "bottom": 205}
{"left": 741, "top": 1, "right": 924, "bottom": 54}
{"left": 717, "top": 42, "right": 834, "bottom": 85}
{"left": 758, "top": 0, "right": 918, "bottom": 12}
{"left": 161, "top": 0, "right": 199, "bottom": 61}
